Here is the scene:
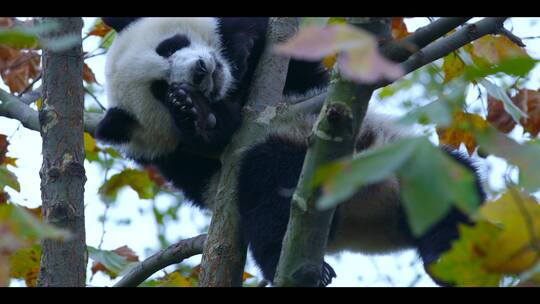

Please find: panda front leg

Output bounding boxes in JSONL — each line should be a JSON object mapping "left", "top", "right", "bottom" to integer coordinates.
{"left": 164, "top": 83, "right": 242, "bottom": 152}
{"left": 237, "top": 135, "right": 337, "bottom": 286}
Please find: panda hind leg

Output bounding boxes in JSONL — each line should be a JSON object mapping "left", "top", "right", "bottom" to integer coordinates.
{"left": 237, "top": 134, "right": 336, "bottom": 286}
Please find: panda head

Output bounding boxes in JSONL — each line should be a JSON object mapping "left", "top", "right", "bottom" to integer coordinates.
{"left": 101, "top": 17, "right": 266, "bottom": 159}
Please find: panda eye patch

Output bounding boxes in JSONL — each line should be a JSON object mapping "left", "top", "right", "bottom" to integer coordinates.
{"left": 156, "top": 34, "right": 191, "bottom": 58}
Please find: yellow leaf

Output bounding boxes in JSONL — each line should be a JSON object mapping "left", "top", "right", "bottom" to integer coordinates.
{"left": 322, "top": 53, "right": 337, "bottom": 69}
{"left": 9, "top": 244, "right": 40, "bottom": 287}
{"left": 83, "top": 132, "right": 97, "bottom": 154}
{"left": 158, "top": 272, "right": 194, "bottom": 287}
{"left": 477, "top": 188, "right": 540, "bottom": 273}
{"left": 471, "top": 35, "right": 530, "bottom": 68}
{"left": 442, "top": 52, "right": 466, "bottom": 83}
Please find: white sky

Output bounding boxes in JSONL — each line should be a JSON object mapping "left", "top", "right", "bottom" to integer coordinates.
{"left": 2, "top": 17, "right": 540, "bottom": 287}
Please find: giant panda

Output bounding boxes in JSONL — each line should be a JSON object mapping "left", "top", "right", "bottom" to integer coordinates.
{"left": 95, "top": 17, "right": 485, "bottom": 287}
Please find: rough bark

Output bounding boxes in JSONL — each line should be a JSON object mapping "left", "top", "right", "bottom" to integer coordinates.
{"left": 36, "top": 17, "right": 87, "bottom": 287}
{"left": 198, "top": 17, "right": 299, "bottom": 287}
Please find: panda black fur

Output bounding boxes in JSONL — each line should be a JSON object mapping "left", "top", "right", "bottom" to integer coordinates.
{"left": 95, "top": 17, "right": 485, "bottom": 287}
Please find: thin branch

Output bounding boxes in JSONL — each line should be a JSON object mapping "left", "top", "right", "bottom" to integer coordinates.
{"left": 291, "top": 18, "right": 509, "bottom": 116}
{"left": 114, "top": 234, "right": 207, "bottom": 287}
{"left": 0, "top": 87, "right": 103, "bottom": 135}
{"left": 498, "top": 27, "right": 526, "bottom": 47}
{"left": 383, "top": 17, "right": 472, "bottom": 62}
{"left": 84, "top": 87, "right": 106, "bottom": 111}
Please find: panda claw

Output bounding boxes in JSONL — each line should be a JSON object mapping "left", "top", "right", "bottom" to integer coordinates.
{"left": 319, "top": 262, "right": 336, "bottom": 287}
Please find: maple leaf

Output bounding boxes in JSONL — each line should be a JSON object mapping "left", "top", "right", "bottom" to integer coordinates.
{"left": 0, "top": 45, "right": 40, "bottom": 93}
{"left": 436, "top": 111, "right": 488, "bottom": 155}
{"left": 390, "top": 17, "right": 410, "bottom": 40}
{"left": 487, "top": 89, "right": 540, "bottom": 137}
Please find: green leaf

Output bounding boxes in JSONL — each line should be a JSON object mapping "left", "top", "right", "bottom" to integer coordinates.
{"left": 0, "top": 204, "right": 70, "bottom": 242}
{"left": 399, "top": 140, "right": 480, "bottom": 236}
{"left": 99, "top": 169, "right": 156, "bottom": 201}
{"left": 475, "top": 127, "right": 540, "bottom": 192}
{"left": 0, "top": 21, "right": 59, "bottom": 49}
{"left": 99, "top": 30, "right": 116, "bottom": 51}
{"left": 316, "top": 137, "right": 421, "bottom": 210}
{"left": 316, "top": 137, "right": 481, "bottom": 236}
{"left": 88, "top": 246, "right": 135, "bottom": 278}
{"left": 0, "top": 166, "right": 20, "bottom": 192}
{"left": 430, "top": 221, "right": 503, "bottom": 287}
{"left": 480, "top": 79, "right": 526, "bottom": 123}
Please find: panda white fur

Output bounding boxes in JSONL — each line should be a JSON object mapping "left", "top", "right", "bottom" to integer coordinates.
{"left": 95, "top": 17, "right": 485, "bottom": 286}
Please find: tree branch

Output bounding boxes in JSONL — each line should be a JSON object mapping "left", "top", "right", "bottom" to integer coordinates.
{"left": 198, "top": 17, "right": 299, "bottom": 287}
{"left": 114, "top": 234, "right": 206, "bottom": 287}
{"left": 273, "top": 17, "right": 387, "bottom": 287}
{"left": 397, "top": 17, "right": 508, "bottom": 79}
{"left": 383, "top": 17, "right": 472, "bottom": 62}
{"left": 0, "top": 87, "right": 103, "bottom": 135}
{"left": 497, "top": 27, "right": 526, "bottom": 47}
{"left": 291, "top": 18, "right": 509, "bottom": 117}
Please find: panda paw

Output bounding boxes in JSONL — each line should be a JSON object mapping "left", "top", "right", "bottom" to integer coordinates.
{"left": 319, "top": 261, "right": 337, "bottom": 287}
{"left": 167, "top": 83, "right": 199, "bottom": 123}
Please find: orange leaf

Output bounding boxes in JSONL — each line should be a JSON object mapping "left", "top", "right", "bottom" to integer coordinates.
{"left": 436, "top": 112, "right": 488, "bottom": 156}
{"left": 82, "top": 63, "right": 97, "bottom": 84}
{"left": 88, "top": 21, "right": 112, "bottom": 38}
{"left": 390, "top": 17, "right": 410, "bottom": 40}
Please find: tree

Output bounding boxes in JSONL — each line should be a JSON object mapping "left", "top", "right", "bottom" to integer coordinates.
{"left": 1, "top": 17, "right": 540, "bottom": 287}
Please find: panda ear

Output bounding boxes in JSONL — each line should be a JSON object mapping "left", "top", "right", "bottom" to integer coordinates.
{"left": 102, "top": 17, "right": 140, "bottom": 33}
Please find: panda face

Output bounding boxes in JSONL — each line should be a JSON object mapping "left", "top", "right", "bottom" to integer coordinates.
{"left": 104, "top": 18, "right": 234, "bottom": 159}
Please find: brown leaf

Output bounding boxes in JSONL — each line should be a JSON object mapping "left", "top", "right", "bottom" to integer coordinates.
{"left": 513, "top": 89, "right": 540, "bottom": 137}
{"left": 0, "top": 17, "right": 16, "bottom": 28}
{"left": 390, "top": 17, "right": 410, "bottom": 40}
{"left": 487, "top": 95, "right": 517, "bottom": 133}
{"left": 113, "top": 245, "right": 139, "bottom": 262}
{"left": 0, "top": 45, "right": 40, "bottom": 94}
{"left": 82, "top": 63, "right": 97, "bottom": 84}
{"left": 144, "top": 166, "right": 166, "bottom": 188}
{"left": 487, "top": 89, "right": 540, "bottom": 137}
{"left": 91, "top": 245, "right": 139, "bottom": 276}
{"left": 0, "top": 192, "right": 8, "bottom": 204}
{"left": 0, "top": 134, "right": 7, "bottom": 165}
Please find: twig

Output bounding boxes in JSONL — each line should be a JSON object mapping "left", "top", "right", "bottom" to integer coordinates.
{"left": 498, "top": 27, "right": 526, "bottom": 47}
{"left": 114, "top": 234, "right": 207, "bottom": 287}
{"left": 84, "top": 87, "right": 106, "bottom": 111}
{"left": 383, "top": 17, "right": 472, "bottom": 62}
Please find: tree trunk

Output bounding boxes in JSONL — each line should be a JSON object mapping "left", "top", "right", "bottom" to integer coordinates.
{"left": 37, "top": 17, "right": 87, "bottom": 287}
